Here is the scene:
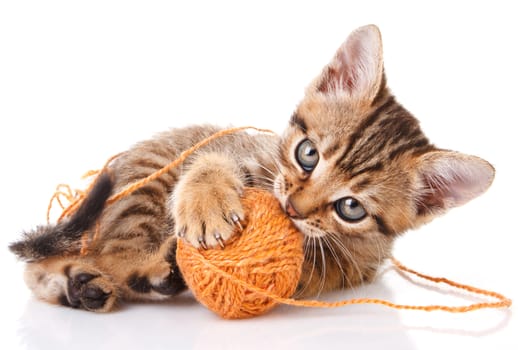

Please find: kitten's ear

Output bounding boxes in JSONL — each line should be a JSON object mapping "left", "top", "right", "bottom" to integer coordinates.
{"left": 414, "top": 151, "right": 495, "bottom": 217}
{"left": 312, "top": 25, "right": 384, "bottom": 103}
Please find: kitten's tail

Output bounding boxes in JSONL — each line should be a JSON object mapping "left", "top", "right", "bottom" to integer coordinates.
{"left": 9, "top": 172, "right": 114, "bottom": 262}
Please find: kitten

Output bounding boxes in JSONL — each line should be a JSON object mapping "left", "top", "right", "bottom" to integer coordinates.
{"left": 10, "top": 25, "right": 494, "bottom": 312}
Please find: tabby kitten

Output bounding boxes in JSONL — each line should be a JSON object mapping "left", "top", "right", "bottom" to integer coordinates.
{"left": 10, "top": 25, "right": 494, "bottom": 312}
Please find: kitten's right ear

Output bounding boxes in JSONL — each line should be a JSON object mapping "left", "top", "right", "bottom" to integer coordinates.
{"left": 309, "top": 25, "right": 384, "bottom": 104}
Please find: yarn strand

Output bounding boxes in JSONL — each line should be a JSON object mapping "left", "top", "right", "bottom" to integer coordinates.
{"left": 106, "top": 126, "right": 275, "bottom": 205}
{"left": 195, "top": 253, "right": 511, "bottom": 312}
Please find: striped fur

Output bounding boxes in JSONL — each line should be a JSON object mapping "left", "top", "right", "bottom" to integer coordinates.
{"left": 11, "top": 25, "right": 494, "bottom": 311}
{"left": 274, "top": 25, "right": 494, "bottom": 297}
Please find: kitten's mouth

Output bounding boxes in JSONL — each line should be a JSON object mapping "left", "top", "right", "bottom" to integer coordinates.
{"left": 280, "top": 204, "right": 327, "bottom": 238}
{"left": 273, "top": 177, "right": 324, "bottom": 238}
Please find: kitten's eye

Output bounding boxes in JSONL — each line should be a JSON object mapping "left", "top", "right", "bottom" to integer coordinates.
{"left": 295, "top": 139, "right": 319, "bottom": 172}
{"left": 335, "top": 197, "right": 367, "bottom": 222}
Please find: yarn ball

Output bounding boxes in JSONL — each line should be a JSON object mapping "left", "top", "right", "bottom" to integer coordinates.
{"left": 176, "top": 188, "right": 304, "bottom": 319}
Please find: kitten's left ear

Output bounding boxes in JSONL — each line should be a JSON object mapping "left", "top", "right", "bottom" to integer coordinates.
{"left": 311, "top": 24, "right": 384, "bottom": 103}
{"left": 414, "top": 151, "right": 495, "bottom": 217}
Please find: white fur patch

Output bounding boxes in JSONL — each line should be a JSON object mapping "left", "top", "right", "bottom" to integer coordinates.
{"left": 24, "top": 266, "right": 67, "bottom": 302}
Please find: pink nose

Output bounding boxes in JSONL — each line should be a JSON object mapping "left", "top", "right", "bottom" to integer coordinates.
{"left": 285, "top": 198, "right": 303, "bottom": 219}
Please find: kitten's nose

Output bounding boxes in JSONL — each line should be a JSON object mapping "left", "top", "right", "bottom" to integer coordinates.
{"left": 285, "top": 198, "right": 303, "bottom": 219}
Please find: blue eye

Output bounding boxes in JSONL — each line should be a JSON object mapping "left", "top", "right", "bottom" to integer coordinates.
{"left": 335, "top": 197, "right": 367, "bottom": 222}
{"left": 295, "top": 139, "right": 319, "bottom": 172}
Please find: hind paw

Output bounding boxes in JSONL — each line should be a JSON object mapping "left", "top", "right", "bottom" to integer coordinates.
{"left": 63, "top": 266, "right": 117, "bottom": 312}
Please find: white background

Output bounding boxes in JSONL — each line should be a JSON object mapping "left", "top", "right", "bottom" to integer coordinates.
{"left": 1, "top": 1, "right": 516, "bottom": 349}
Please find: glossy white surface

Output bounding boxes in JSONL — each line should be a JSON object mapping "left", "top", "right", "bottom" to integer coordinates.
{"left": 1, "top": 1, "right": 516, "bottom": 349}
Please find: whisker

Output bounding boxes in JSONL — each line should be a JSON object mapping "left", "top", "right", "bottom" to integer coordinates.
{"left": 316, "top": 238, "right": 326, "bottom": 297}
{"left": 250, "top": 175, "right": 275, "bottom": 184}
{"left": 321, "top": 235, "right": 347, "bottom": 290}
{"left": 295, "top": 235, "right": 317, "bottom": 298}
{"left": 256, "top": 162, "right": 280, "bottom": 179}
{"left": 325, "top": 233, "right": 355, "bottom": 290}
{"left": 369, "top": 235, "right": 384, "bottom": 271}
{"left": 327, "top": 232, "right": 364, "bottom": 291}
{"left": 248, "top": 175, "right": 276, "bottom": 190}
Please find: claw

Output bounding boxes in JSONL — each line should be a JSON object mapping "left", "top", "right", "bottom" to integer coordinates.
{"left": 231, "top": 212, "right": 243, "bottom": 231}
{"left": 177, "top": 228, "right": 186, "bottom": 238}
{"left": 214, "top": 232, "right": 225, "bottom": 248}
{"left": 198, "top": 235, "right": 208, "bottom": 250}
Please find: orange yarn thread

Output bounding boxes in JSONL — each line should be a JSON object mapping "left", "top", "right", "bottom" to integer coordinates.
{"left": 50, "top": 126, "right": 512, "bottom": 319}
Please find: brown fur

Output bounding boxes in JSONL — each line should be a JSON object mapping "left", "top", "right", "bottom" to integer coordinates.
{"left": 11, "top": 25, "right": 494, "bottom": 311}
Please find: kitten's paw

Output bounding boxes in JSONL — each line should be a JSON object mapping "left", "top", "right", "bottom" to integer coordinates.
{"left": 174, "top": 185, "right": 245, "bottom": 249}
{"left": 172, "top": 154, "right": 245, "bottom": 249}
{"left": 64, "top": 265, "right": 117, "bottom": 312}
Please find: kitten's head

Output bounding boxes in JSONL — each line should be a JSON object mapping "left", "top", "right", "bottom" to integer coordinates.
{"left": 274, "top": 25, "right": 494, "bottom": 284}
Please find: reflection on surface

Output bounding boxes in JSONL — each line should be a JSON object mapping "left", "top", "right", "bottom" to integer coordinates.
{"left": 17, "top": 282, "right": 419, "bottom": 350}
{"left": 16, "top": 276, "right": 511, "bottom": 350}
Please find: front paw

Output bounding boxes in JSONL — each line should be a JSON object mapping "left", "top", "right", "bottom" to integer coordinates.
{"left": 173, "top": 184, "right": 244, "bottom": 249}
{"left": 172, "top": 154, "right": 245, "bottom": 249}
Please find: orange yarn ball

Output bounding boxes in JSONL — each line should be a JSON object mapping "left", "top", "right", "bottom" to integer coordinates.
{"left": 176, "top": 188, "right": 304, "bottom": 319}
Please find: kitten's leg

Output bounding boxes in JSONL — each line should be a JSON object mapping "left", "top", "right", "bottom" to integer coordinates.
{"left": 24, "top": 241, "right": 184, "bottom": 310}
{"left": 172, "top": 153, "right": 245, "bottom": 248}
{"left": 23, "top": 256, "right": 118, "bottom": 312}
{"left": 95, "top": 235, "right": 185, "bottom": 301}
